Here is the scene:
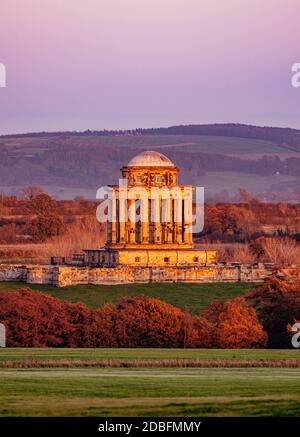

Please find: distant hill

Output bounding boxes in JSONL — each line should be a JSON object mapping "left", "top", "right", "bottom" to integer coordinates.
{"left": 2, "top": 123, "right": 300, "bottom": 152}
{"left": 0, "top": 123, "right": 300, "bottom": 201}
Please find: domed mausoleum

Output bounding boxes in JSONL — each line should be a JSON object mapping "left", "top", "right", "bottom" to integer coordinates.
{"left": 126, "top": 150, "right": 176, "bottom": 168}
{"left": 84, "top": 150, "right": 217, "bottom": 267}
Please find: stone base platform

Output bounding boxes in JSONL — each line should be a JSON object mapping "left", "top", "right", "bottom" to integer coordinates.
{"left": 0, "top": 263, "right": 276, "bottom": 287}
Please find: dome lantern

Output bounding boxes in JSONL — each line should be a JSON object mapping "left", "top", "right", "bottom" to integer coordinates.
{"left": 121, "top": 150, "right": 179, "bottom": 187}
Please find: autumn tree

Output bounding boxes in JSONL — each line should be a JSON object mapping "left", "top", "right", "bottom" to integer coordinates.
{"left": 29, "top": 193, "right": 58, "bottom": 216}
{"left": 246, "top": 271, "right": 300, "bottom": 347}
{"left": 249, "top": 237, "right": 267, "bottom": 261}
{"left": 110, "top": 295, "right": 187, "bottom": 347}
{"left": 0, "top": 289, "right": 92, "bottom": 347}
{"left": 246, "top": 270, "right": 300, "bottom": 313}
{"left": 202, "top": 297, "right": 267, "bottom": 348}
{"left": 28, "top": 193, "right": 65, "bottom": 242}
{"left": 204, "top": 205, "right": 259, "bottom": 242}
{"left": 0, "top": 290, "right": 270, "bottom": 349}
{"left": 88, "top": 304, "right": 118, "bottom": 347}
{"left": 260, "top": 292, "right": 300, "bottom": 348}
{"left": 188, "top": 315, "right": 215, "bottom": 348}
{"left": 22, "top": 185, "right": 44, "bottom": 201}
{"left": 29, "top": 213, "right": 66, "bottom": 242}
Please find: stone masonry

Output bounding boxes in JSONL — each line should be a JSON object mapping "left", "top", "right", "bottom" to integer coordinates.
{"left": 0, "top": 263, "right": 276, "bottom": 287}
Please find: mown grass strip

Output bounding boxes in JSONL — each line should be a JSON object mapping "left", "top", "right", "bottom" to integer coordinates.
{"left": 2, "top": 359, "right": 300, "bottom": 368}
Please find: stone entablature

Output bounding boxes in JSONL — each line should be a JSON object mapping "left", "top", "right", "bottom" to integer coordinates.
{"left": 121, "top": 165, "right": 179, "bottom": 188}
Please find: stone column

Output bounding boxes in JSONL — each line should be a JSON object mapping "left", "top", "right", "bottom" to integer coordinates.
{"left": 118, "top": 187, "right": 127, "bottom": 243}
{"left": 152, "top": 190, "right": 162, "bottom": 244}
{"left": 111, "top": 190, "right": 117, "bottom": 244}
{"left": 148, "top": 198, "right": 154, "bottom": 243}
{"left": 141, "top": 195, "right": 149, "bottom": 243}
{"left": 166, "top": 198, "right": 173, "bottom": 243}
{"left": 174, "top": 197, "right": 183, "bottom": 244}
{"left": 128, "top": 199, "right": 136, "bottom": 243}
{"left": 161, "top": 190, "right": 170, "bottom": 244}
{"left": 183, "top": 186, "right": 193, "bottom": 244}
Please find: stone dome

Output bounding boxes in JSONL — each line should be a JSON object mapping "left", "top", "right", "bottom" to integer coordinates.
{"left": 127, "top": 150, "right": 175, "bottom": 167}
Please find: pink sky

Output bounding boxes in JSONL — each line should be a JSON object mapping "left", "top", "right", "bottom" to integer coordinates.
{"left": 0, "top": 0, "right": 300, "bottom": 134}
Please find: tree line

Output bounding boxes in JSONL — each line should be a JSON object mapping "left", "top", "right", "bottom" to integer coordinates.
{"left": 1, "top": 271, "right": 299, "bottom": 348}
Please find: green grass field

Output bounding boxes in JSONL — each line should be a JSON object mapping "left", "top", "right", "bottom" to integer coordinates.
{"left": 1, "top": 348, "right": 300, "bottom": 362}
{"left": 0, "top": 281, "right": 252, "bottom": 313}
{"left": 1, "top": 366, "right": 300, "bottom": 416}
{"left": 1, "top": 349, "right": 300, "bottom": 417}
{"left": 1, "top": 281, "right": 298, "bottom": 417}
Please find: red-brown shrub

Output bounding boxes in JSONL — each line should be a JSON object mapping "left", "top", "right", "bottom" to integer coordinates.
{"left": 0, "top": 289, "right": 92, "bottom": 347}
{"left": 260, "top": 292, "right": 300, "bottom": 348}
{"left": 187, "top": 315, "right": 215, "bottom": 348}
{"left": 246, "top": 270, "right": 300, "bottom": 311}
{"left": 110, "top": 295, "right": 186, "bottom": 347}
{"left": 88, "top": 304, "right": 119, "bottom": 347}
{"left": 0, "top": 290, "right": 267, "bottom": 348}
{"left": 202, "top": 297, "right": 267, "bottom": 348}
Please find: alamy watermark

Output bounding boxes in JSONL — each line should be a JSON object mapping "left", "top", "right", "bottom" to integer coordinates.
{"left": 96, "top": 180, "right": 205, "bottom": 234}
{"left": 291, "top": 63, "right": 300, "bottom": 88}
{"left": 291, "top": 322, "right": 300, "bottom": 348}
{"left": 0, "top": 63, "right": 6, "bottom": 88}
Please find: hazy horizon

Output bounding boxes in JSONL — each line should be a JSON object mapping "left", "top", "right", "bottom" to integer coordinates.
{"left": 0, "top": 0, "right": 300, "bottom": 135}
{"left": 1, "top": 121, "right": 300, "bottom": 138}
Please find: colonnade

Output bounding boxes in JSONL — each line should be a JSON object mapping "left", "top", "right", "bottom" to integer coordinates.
{"left": 108, "top": 187, "right": 193, "bottom": 245}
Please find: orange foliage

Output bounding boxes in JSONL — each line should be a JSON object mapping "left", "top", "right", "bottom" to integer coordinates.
{"left": 89, "top": 304, "right": 119, "bottom": 347}
{"left": 0, "top": 290, "right": 267, "bottom": 348}
{"left": 246, "top": 270, "right": 300, "bottom": 311}
{"left": 187, "top": 316, "right": 215, "bottom": 348}
{"left": 202, "top": 297, "right": 267, "bottom": 348}
{"left": 111, "top": 295, "right": 186, "bottom": 347}
{"left": 0, "top": 289, "right": 93, "bottom": 347}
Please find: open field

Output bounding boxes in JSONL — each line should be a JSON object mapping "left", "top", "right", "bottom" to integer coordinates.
{"left": 124, "top": 134, "right": 286, "bottom": 155}
{"left": 1, "top": 366, "right": 300, "bottom": 416}
{"left": 2, "top": 129, "right": 300, "bottom": 200}
{"left": 201, "top": 171, "right": 300, "bottom": 196}
{"left": 1, "top": 348, "right": 300, "bottom": 370}
{"left": 0, "top": 281, "right": 252, "bottom": 313}
{"left": 0, "top": 133, "right": 286, "bottom": 156}
{"left": 1, "top": 348, "right": 300, "bottom": 362}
